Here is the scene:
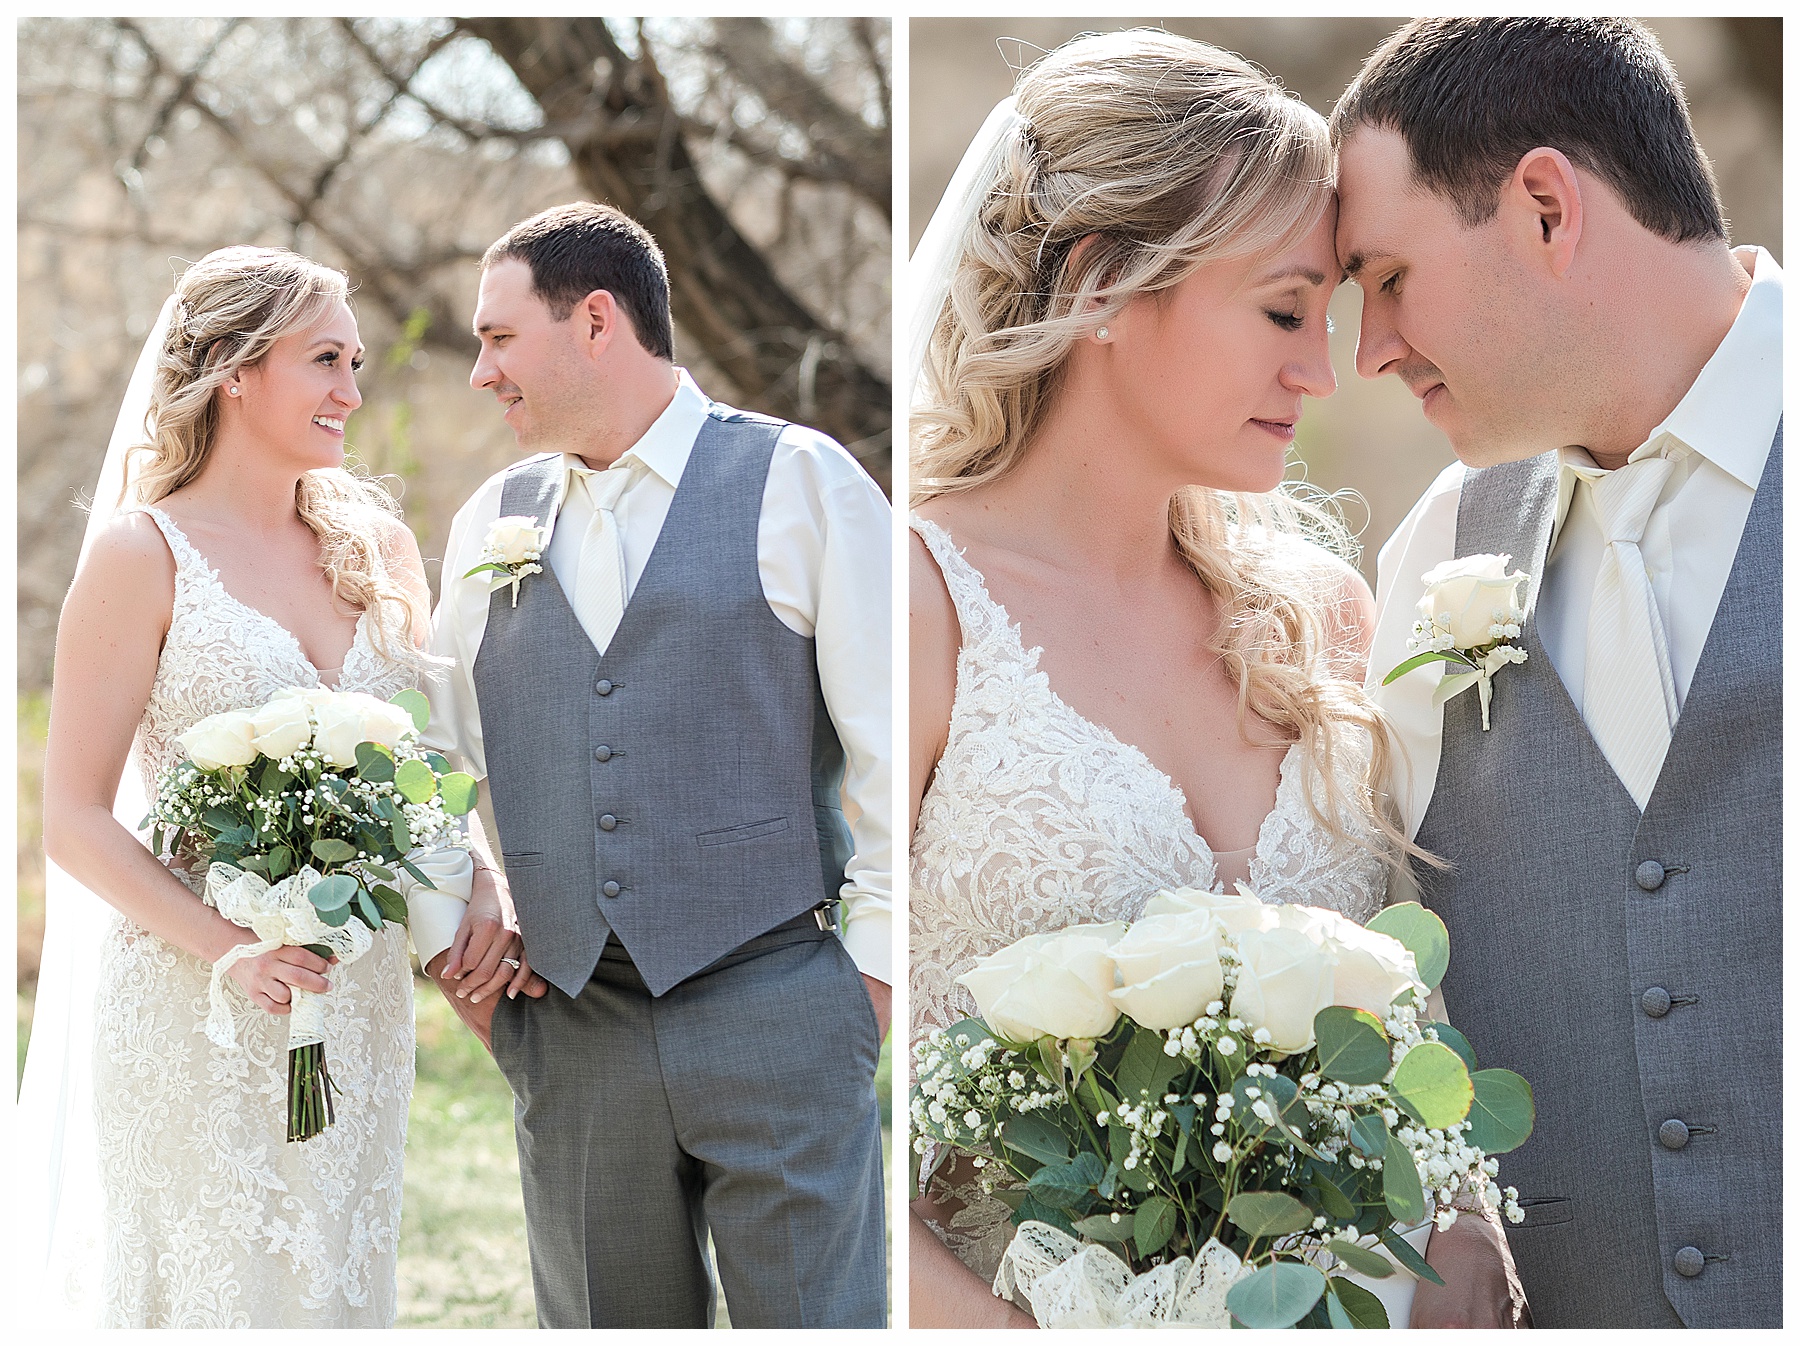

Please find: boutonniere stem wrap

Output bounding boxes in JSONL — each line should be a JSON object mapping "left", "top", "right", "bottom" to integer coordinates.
{"left": 1383, "top": 554, "right": 1531, "bottom": 731}
{"left": 464, "top": 514, "right": 548, "bottom": 607}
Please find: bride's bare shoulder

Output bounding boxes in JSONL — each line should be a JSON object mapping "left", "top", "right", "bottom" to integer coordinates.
{"left": 77, "top": 509, "right": 178, "bottom": 590}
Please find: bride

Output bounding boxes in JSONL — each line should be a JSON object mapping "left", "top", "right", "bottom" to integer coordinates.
{"left": 24, "top": 246, "right": 536, "bottom": 1326}
{"left": 908, "top": 32, "right": 1479, "bottom": 1326}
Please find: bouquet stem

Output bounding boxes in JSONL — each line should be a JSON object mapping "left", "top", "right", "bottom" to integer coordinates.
{"left": 287, "top": 1041, "right": 337, "bottom": 1142}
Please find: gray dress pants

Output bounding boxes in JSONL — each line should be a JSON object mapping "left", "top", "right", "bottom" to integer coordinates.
{"left": 489, "top": 917, "right": 887, "bottom": 1327}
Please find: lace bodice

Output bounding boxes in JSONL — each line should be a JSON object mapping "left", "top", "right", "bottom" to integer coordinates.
{"left": 909, "top": 516, "right": 1387, "bottom": 1043}
{"left": 909, "top": 516, "right": 1389, "bottom": 1283}
{"left": 132, "top": 506, "right": 412, "bottom": 791}
{"left": 92, "top": 507, "right": 419, "bottom": 1327}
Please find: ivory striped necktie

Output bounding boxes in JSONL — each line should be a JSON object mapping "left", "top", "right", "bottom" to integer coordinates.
{"left": 571, "top": 465, "right": 634, "bottom": 655}
{"left": 1579, "top": 453, "right": 1677, "bottom": 809}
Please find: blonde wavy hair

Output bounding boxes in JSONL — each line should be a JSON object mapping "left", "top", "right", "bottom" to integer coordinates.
{"left": 126, "top": 246, "right": 429, "bottom": 667}
{"left": 914, "top": 30, "right": 1424, "bottom": 873}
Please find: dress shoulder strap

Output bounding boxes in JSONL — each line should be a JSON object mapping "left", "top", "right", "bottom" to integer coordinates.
{"left": 909, "top": 513, "right": 1016, "bottom": 653}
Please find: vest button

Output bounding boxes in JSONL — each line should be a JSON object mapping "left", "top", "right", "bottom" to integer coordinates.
{"left": 594, "top": 745, "right": 612, "bottom": 762}
{"left": 1673, "top": 1246, "right": 1705, "bottom": 1278}
{"left": 1635, "top": 860, "right": 1666, "bottom": 891}
{"left": 595, "top": 679, "right": 614, "bottom": 696}
{"left": 1641, "top": 987, "right": 1672, "bottom": 1018}
{"left": 599, "top": 814, "right": 618, "bottom": 831}
{"left": 1658, "top": 1118, "right": 1690, "bottom": 1150}
{"left": 601, "top": 880, "right": 621, "bottom": 898}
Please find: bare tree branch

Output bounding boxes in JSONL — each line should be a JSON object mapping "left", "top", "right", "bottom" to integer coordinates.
{"left": 459, "top": 16, "right": 890, "bottom": 470}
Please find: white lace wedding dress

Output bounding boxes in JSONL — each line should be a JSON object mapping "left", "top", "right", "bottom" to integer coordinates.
{"left": 91, "top": 507, "right": 417, "bottom": 1327}
{"left": 909, "top": 517, "right": 1388, "bottom": 1283}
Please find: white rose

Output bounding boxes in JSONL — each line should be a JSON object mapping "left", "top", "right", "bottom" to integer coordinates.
{"left": 247, "top": 695, "right": 314, "bottom": 760}
{"left": 310, "top": 698, "right": 370, "bottom": 768}
{"left": 957, "top": 923, "right": 1127, "bottom": 1042}
{"left": 1256, "top": 903, "right": 1420, "bottom": 1017}
{"left": 1142, "top": 884, "right": 1268, "bottom": 938}
{"left": 1417, "top": 553, "right": 1528, "bottom": 650}
{"left": 342, "top": 693, "right": 417, "bottom": 751}
{"left": 485, "top": 515, "right": 546, "bottom": 565}
{"left": 178, "top": 709, "right": 258, "bottom": 770}
{"left": 1229, "top": 925, "right": 1336, "bottom": 1054}
{"left": 1109, "top": 912, "right": 1226, "bottom": 1030}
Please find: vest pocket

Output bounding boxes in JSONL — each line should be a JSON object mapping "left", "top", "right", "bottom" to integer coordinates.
{"left": 696, "top": 816, "right": 791, "bottom": 847}
{"left": 1510, "top": 1197, "right": 1571, "bottom": 1228}
{"left": 502, "top": 851, "right": 545, "bottom": 869}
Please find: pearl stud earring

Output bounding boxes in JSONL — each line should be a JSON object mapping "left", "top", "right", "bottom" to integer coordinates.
{"left": 228, "top": 385, "right": 240, "bottom": 396}
{"left": 1095, "top": 326, "right": 1110, "bottom": 341}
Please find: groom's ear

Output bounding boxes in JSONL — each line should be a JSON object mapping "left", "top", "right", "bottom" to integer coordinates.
{"left": 1508, "top": 147, "right": 1584, "bottom": 279}
{"left": 576, "top": 289, "right": 624, "bottom": 356}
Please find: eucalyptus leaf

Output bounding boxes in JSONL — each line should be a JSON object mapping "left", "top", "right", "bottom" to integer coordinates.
{"left": 1227, "top": 1190, "right": 1314, "bottom": 1238}
{"left": 306, "top": 873, "right": 358, "bottom": 912}
{"left": 259, "top": 761, "right": 293, "bottom": 795}
{"left": 1366, "top": 902, "right": 1450, "bottom": 990}
{"left": 268, "top": 845, "right": 293, "bottom": 879}
{"left": 438, "top": 772, "right": 479, "bottom": 816}
{"left": 1072, "top": 1212, "right": 1132, "bottom": 1246}
{"left": 1310, "top": 1172, "right": 1358, "bottom": 1220}
{"left": 393, "top": 758, "right": 437, "bottom": 805}
{"left": 1013, "top": 1194, "right": 1077, "bottom": 1237}
{"left": 1350, "top": 1113, "right": 1389, "bottom": 1158}
{"left": 1327, "top": 1278, "right": 1391, "bottom": 1328}
{"left": 997, "top": 1113, "right": 1070, "bottom": 1167}
{"left": 316, "top": 899, "right": 352, "bottom": 928}
{"left": 1027, "top": 1151, "right": 1104, "bottom": 1208}
{"left": 391, "top": 814, "right": 412, "bottom": 852}
{"left": 1381, "top": 1133, "right": 1427, "bottom": 1226}
{"left": 1428, "top": 1021, "right": 1477, "bottom": 1072}
{"left": 390, "top": 688, "right": 430, "bottom": 734}
{"left": 355, "top": 889, "right": 382, "bottom": 929}
{"left": 1116, "top": 1028, "right": 1181, "bottom": 1106}
{"left": 309, "top": 837, "right": 358, "bottom": 865}
{"left": 423, "top": 751, "right": 452, "bottom": 774}
{"left": 1465, "top": 1069, "right": 1535, "bottom": 1155}
{"left": 1390, "top": 1041, "right": 1473, "bottom": 1129}
{"left": 370, "top": 884, "right": 409, "bottom": 926}
{"left": 1327, "top": 1239, "right": 1395, "bottom": 1279}
{"left": 1379, "top": 1224, "right": 1445, "bottom": 1286}
{"left": 354, "top": 742, "right": 395, "bottom": 783}
{"left": 1134, "top": 1195, "right": 1178, "bottom": 1258}
{"left": 1314, "top": 1005, "right": 1392, "bottom": 1085}
{"left": 1226, "top": 1262, "right": 1327, "bottom": 1329}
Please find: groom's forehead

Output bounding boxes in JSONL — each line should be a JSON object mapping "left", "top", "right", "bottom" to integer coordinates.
{"left": 1335, "top": 127, "right": 1437, "bottom": 266}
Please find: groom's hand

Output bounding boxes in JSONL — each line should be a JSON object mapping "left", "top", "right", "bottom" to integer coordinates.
{"left": 861, "top": 974, "right": 891, "bottom": 1042}
{"left": 1409, "top": 1209, "right": 1530, "bottom": 1328}
{"left": 425, "top": 950, "right": 498, "bottom": 1050}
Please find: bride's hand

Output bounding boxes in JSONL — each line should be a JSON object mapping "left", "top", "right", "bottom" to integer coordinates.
{"left": 440, "top": 864, "right": 546, "bottom": 1004}
{"left": 226, "top": 944, "right": 334, "bottom": 1015}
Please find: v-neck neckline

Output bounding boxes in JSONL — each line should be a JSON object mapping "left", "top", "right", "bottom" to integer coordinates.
{"left": 914, "top": 515, "right": 1297, "bottom": 886}
{"left": 146, "top": 506, "right": 365, "bottom": 687}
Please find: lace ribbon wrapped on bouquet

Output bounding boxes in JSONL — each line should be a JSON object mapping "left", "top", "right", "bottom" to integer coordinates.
{"left": 994, "top": 1218, "right": 1435, "bottom": 1328}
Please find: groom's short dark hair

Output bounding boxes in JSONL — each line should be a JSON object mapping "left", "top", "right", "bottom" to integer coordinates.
{"left": 484, "top": 202, "right": 675, "bottom": 359}
{"left": 1331, "top": 18, "right": 1726, "bottom": 245}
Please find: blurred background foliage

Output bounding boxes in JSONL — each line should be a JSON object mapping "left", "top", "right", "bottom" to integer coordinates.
{"left": 18, "top": 16, "right": 893, "bottom": 1326}
{"left": 910, "top": 16, "right": 1780, "bottom": 568}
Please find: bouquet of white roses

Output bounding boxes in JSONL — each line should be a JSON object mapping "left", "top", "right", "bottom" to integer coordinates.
{"left": 148, "top": 687, "right": 478, "bottom": 1141}
{"left": 911, "top": 889, "right": 1534, "bottom": 1328}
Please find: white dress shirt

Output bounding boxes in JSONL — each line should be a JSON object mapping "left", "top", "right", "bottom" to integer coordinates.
{"left": 429, "top": 369, "right": 894, "bottom": 982}
{"left": 1369, "top": 246, "right": 1781, "bottom": 836}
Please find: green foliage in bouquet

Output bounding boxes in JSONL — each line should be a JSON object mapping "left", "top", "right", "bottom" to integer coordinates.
{"left": 147, "top": 688, "right": 477, "bottom": 939}
{"left": 912, "top": 901, "right": 1535, "bottom": 1328}
{"left": 149, "top": 687, "right": 478, "bottom": 1142}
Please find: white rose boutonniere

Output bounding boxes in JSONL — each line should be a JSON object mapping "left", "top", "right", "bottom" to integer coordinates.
{"left": 1383, "top": 552, "right": 1531, "bottom": 731}
{"left": 464, "top": 514, "right": 548, "bottom": 607}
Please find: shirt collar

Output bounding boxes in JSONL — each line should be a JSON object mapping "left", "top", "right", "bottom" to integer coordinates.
{"left": 1554, "top": 245, "right": 1781, "bottom": 528}
{"left": 558, "top": 367, "right": 711, "bottom": 494}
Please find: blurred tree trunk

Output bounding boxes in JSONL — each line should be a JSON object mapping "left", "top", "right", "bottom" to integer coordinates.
{"left": 461, "top": 17, "right": 891, "bottom": 473}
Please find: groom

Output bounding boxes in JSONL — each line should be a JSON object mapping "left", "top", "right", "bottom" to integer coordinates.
{"left": 1344, "top": 19, "right": 1780, "bottom": 1329}
{"left": 427, "top": 202, "right": 891, "bottom": 1327}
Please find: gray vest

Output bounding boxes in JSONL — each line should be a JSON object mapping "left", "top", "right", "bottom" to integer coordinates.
{"left": 471, "top": 408, "right": 853, "bottom": 998}
{"left": 1414, "top": 429, "right": 1781, "bottom": 1328}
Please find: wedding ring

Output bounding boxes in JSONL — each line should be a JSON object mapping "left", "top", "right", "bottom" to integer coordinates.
{"left": 501, "top": 957, "right": 521, "bottom": 969}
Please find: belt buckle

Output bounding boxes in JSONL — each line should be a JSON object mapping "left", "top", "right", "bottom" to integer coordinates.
{"left": 812, "top": 903, "right": 836, "bottom": 933}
